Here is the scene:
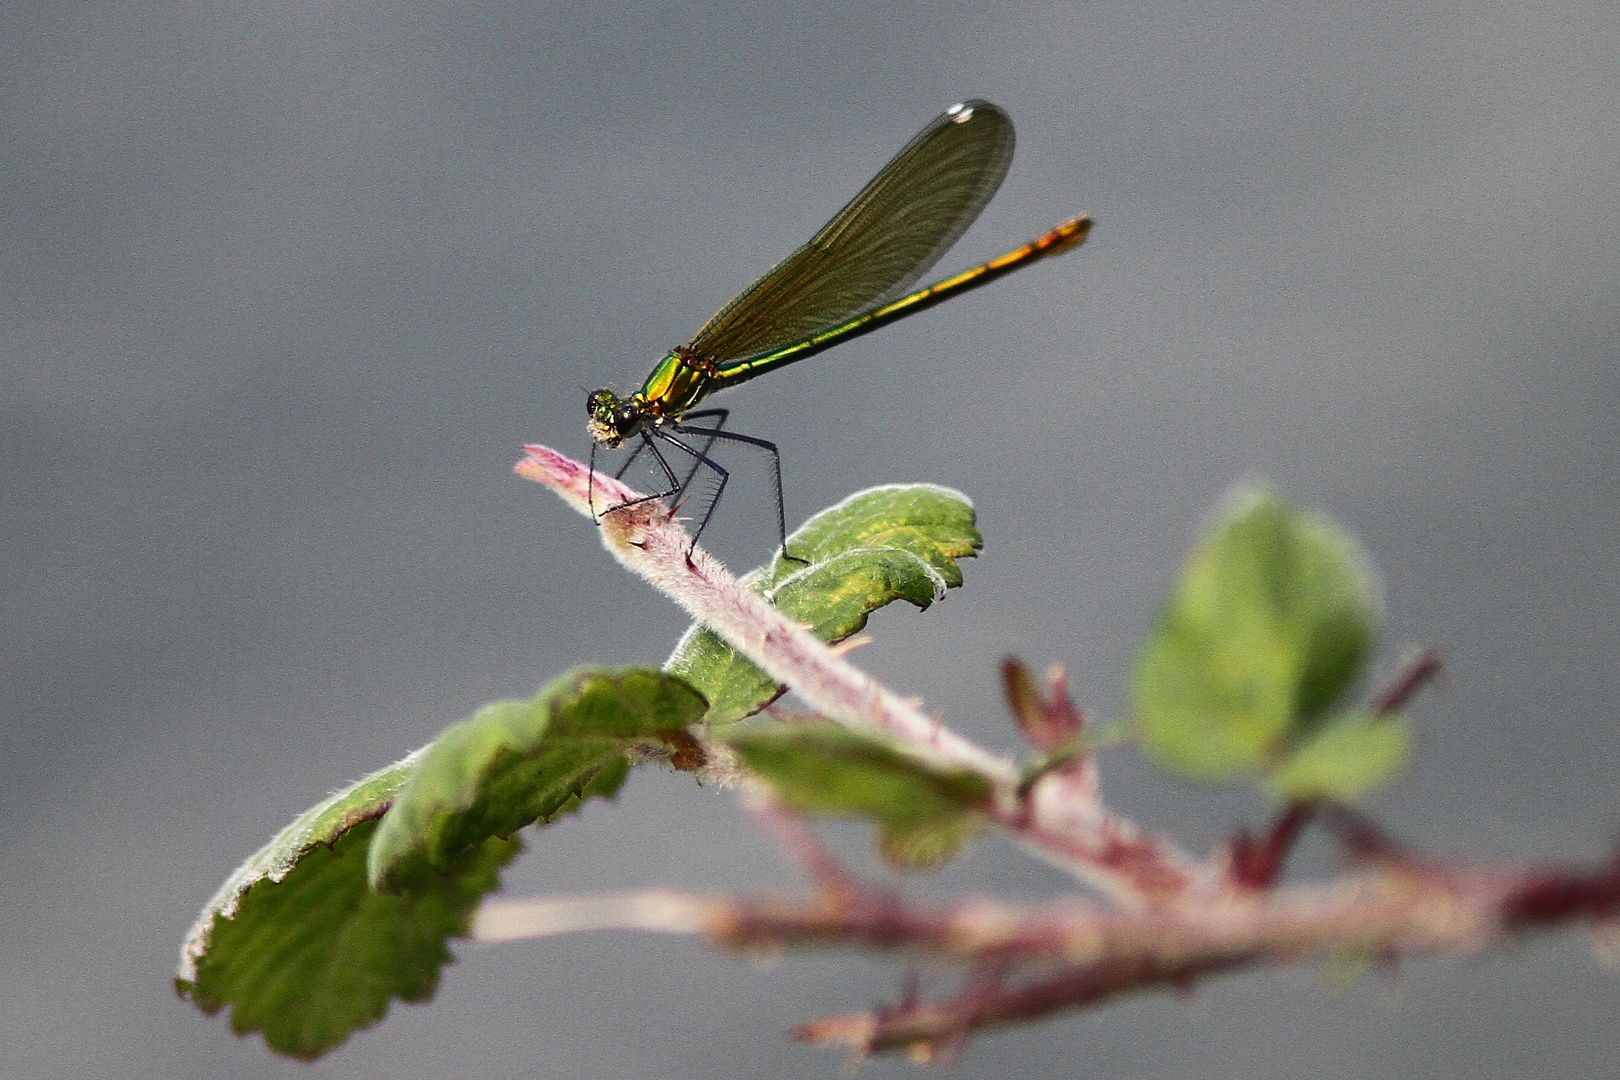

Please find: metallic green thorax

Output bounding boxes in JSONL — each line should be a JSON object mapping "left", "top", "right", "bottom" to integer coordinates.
{"left": 586, "top": 344, "right": 715, "bottom": 448}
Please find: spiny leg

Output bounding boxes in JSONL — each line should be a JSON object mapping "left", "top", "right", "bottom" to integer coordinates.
{"left": 599, "top": 419, "right": 802, "bottom": 565}
{"left": 607, "top": 410, "right": 720, "bottom": 493}
{"left": 612, "top": 434, "right": 651, "bottom": 482}
{"left": 671, "top": 421, "right": 804, "bottom": 565}
{"left": 598, "top": 431, "right": 686, "bottom": 518}
{"left": 653, "top": 428, "right": 731, "bottom": 559}
{"left": 671, "top": 408, "right": 729, "bottom": 496}
{"left": 641, "top": 430, "right": 684, "bottom": 494}
{"left": 596, "top": 425, "right": 667, "bottom": 526}
{"left": 605, "top": 430, "right": 735, "bottom": 562}
{"left": 588, "top": 440, "right": 598, "bottom": 522}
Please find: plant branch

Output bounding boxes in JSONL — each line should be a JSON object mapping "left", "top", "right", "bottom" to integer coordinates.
{"left": 516, "top": 445, "right": 1201, "bottom": 903}
{"left": 517, "top": 445, "right": 1008, "bottom": 779}
{"left": 478, "top": 869, "right": 1497, "bottom": 964}
{"left": 500, "top": 449, "right": 1620, "bottom": 1064}
{"left": 1227, "top": 649, "right": 1446, "bottom": 889}
{"left": 476, "top": 846, "right": 1620, "bottom": 1059}
{"left": 1228, "top": 800, "right": 1321, "bottom": 890}
{"left": 1371, "top": 647, "right": 1444, "bottom": 716}
{"left": 742, "top": 787, "right": 865, "bottom": 901}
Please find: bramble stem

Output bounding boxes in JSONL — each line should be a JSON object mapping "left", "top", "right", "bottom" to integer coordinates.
{"left": 1228, "top": 648, "right": 1446, "bottom": 889}
{"left": 477, "top": 851, "right": 1620, "bottom": 1059}
{"left": 518, "top": 445, "right": 1006, "bottom": 775}
{"left": 506, "top": 446, "right": 1620, "bottom": 1064}
{"left": 516, "top": 444, "right": 1201, "bottom": 902}
{"left": 1372, "top": 647, "right": 1444, "bottom": 716}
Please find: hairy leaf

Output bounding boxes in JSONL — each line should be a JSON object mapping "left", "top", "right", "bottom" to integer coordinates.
{"left": 1134, "top": 485, "right": 1380, "bottom": 782}
{"left": 667, "top": 484, "right": 981, "bottom": 726}
{"left": 176, "top": 752, "right": 517, "bottom": 1059}
{"left": 368, "top": 668, "right": 707, "bottom": 891}
{"left": 762, "top": 483, "right": 981, "bottom": 587}
{"left": 728, "top": 722, "right": 994, "bottom": 869}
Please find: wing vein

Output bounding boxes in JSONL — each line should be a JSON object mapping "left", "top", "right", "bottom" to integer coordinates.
{"left": 687, "top": 101, "right": 1015, "bottom": 363}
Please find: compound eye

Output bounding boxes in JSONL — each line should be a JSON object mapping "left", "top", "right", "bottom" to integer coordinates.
{"left": 615, "top": 404, "right": 639, "bottom": 432}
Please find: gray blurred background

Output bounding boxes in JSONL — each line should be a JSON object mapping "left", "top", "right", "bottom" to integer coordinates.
{"left": 3, "top": 1, "right": 1617, "bottom": 1076}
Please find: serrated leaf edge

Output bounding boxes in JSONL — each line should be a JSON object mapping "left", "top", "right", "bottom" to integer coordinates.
{"left": 809, "top": 481, "right": 976, "bottom": 518}
{"left": 367, "top": 669, "right": 707, "bottom": 890}
{"left": 177, "top": 746, "right": 428, "bottom": 987}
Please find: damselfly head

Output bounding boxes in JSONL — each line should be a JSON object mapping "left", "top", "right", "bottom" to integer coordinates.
{"left": 586, "top": 388, "right": 643, "bottom": 447}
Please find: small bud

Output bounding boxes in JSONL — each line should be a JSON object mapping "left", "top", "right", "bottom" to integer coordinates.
{"left": 1001, "top": 658, "right": 1084, "bottom": 752}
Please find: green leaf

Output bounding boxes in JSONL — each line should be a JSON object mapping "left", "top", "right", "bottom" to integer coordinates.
{"left": 178, "top": 668, "right": 705, "bottom": 1059}
{"left": 763, "top": 483, "right": 982, "bottom": 588}
{"left": 1267, "top": 710, "right": 1411, "bottom": 801}
{"left": 666, "top": 485, "right": 981, "bottom": 726}
{"left": 368, "top": 668, "right": 708, "bottom": 891}
{"left": 1133, "top": 485, "right": 1380, "bottom": 782}
{"left": 176, "top": 752, "right": 518, "bottom": 1059}
{"left": 727, "top": 722, "right": 994, "bottom": 869}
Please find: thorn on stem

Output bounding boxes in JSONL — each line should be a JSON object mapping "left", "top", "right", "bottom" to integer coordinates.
{"left": 1228, "top": 799, "right": 1321, "bottom": 890}
{"left": 829, "top": 634, "right": 872, "bottom": 657}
